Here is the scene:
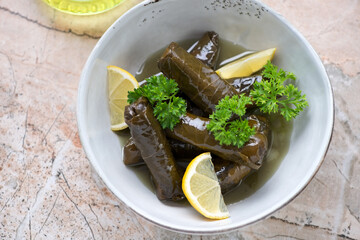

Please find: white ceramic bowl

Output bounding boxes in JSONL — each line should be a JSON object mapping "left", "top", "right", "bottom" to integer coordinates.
{"left": 77, "top": 0, "right": 334, "bottom": 233}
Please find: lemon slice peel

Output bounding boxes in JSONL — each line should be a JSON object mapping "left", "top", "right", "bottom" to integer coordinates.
{"left": 107, "top": 65, "right": 139, "bottom": 131}
{"left": 216, "top": 48, "right": 276, "bottom": 79}
{"left": 182, "top": 152, "right": 230, "bottom": 220}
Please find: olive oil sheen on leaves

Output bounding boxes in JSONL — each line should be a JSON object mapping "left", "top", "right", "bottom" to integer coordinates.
{"left": 132, "top": 38, "right": 293, "bottom": 203}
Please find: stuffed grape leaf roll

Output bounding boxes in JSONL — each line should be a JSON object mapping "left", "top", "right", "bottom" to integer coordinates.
{"left": 124, "top": 97, "right": 184, "bottom": 201}
{"left": 188, "top": 31, "right": 220, "bottom": 69}
{"left": 165, "top": 113, "right": 270, "bottom": 170}
{"left": 212, "top": 158, "right": 251, "bottom": 194}
{"left": 227, "top": 75, "right": 262, "bottom": 94}
{"left": 123, "top": 137, "right": 143, "bottom": 166}
{"left": 158, "top": 42, "right": 238, "bottom": 114}
{"left": 123, "top": 137, "right": 204, "bottom": 166}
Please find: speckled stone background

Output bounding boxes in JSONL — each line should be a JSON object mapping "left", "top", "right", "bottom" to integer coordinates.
{"left": 0, "top": 0, "right": 359, "bottom": 239}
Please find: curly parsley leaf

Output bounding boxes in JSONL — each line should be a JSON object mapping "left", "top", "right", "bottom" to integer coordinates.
{"left": 153, "top": 97, "right": 187, "bottom": 130}
{"left": 127, "top": 88, "right": 144, "bottom": 105}
{"left": 251, "top": 61, "right": 308, "bottom": 121}
{"left": 279, "top": 84, "right": 308, "bottom": 121}
{"left": 207, "top": 61, "right": 308, "bottom": 148}
{"left": 127, "top": 75, "right": 186, "bottom": 130}
{"left": 207, "top": 95, "right": 255, "bottom": 148}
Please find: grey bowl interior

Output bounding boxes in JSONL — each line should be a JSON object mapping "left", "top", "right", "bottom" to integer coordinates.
{"left": 77, "top": 0, "right": 334, "bottom": 233}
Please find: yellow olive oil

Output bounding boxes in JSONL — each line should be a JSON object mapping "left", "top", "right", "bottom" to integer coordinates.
{"left": 42, "top": 0, "right": 125, "bottom": 15}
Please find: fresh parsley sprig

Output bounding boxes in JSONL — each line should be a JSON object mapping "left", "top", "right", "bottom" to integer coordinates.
{"left": 207, "top": 61, "right": 308, "bottom": 149}
{"left": 206, "top": 95, "right": 256, "bottom": 148}
{"left": 250, "top": 61, "right": 308, "bottom": 121}
{"left": 127, "top": 75, "right": 187, "bottom": 130}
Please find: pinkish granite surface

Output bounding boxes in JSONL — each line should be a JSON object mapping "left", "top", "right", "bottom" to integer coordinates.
{"left": 0, "top": 0, "right": 359, "bottom": 239}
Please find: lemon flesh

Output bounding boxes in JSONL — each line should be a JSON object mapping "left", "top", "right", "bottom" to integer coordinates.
{"left": 107, "top": 65, "right": 139, "bottom": 131}
{"left": 216, "top": 48, "right": 276, "bottom": 79}
{"left": 182, "top": 152, "right": 229, "bottom": 219}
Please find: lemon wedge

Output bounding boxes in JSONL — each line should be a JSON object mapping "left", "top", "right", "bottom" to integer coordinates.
{"left": 182, "top": 152, "right": 229, "bottom": 219}
{"left": 216, "top": 48, "right": 276, "bottom": 79}
{"left": 107, "top": 65, "right": 139, "bottom": 131}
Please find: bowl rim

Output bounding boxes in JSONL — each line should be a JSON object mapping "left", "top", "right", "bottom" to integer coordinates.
{"left": 77, "top": 0, "right": 335, "bottom": 234}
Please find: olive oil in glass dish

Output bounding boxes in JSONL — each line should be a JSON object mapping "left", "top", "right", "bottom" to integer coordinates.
{"left": 42, "top": 0, "right": 126, "bottom": 15}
